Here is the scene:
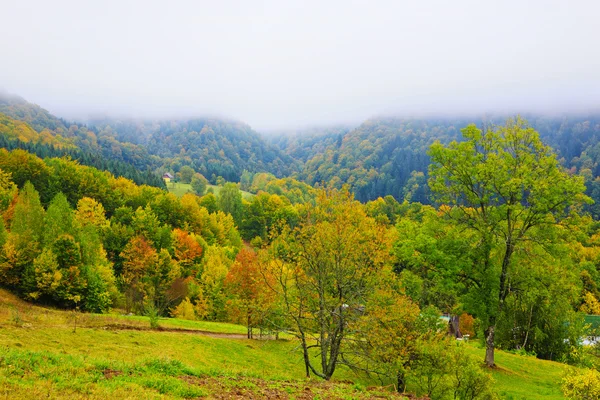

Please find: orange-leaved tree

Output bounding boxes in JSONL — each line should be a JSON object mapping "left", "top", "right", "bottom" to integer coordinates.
{"left": 224, "top": 247, "right": 276, "bottom": 338}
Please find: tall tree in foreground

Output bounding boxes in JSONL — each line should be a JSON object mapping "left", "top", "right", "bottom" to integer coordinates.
{"left": 264, "top": 187, "right": 391, "bottom": 380}
{"left": 428, "top": 117, "right": 589, "bottom": 367}
{"left": 1, "top": 182, "right": 45, "bottom": 286}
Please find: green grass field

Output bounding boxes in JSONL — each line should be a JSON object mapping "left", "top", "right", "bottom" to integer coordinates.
{"left": 464, "top": 344, "right": 569, "bottom": 400}
{"left": 166, "top": 180, "right": 254, "bottom": 200}
{"left": 0, "top": 289, "right": 578, "bottom": 399}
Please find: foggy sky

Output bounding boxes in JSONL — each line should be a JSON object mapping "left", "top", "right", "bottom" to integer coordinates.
{"left": 2, "top": 0, "right": 599, "bottom": 131}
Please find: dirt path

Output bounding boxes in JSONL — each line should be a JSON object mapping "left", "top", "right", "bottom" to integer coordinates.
{"left": 100, "top": 323, "right": 250, "bottom": 339}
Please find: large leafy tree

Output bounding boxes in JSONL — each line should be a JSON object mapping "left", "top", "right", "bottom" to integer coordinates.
{"left": 178, "top": 166, "right": 195, "bottom": 184}
{"left": 265, "top": 188, "right": 391, "bottom": 380}
{"left": 172, "top": 228, "right": 203, "bottom": 276}
{"left": 428, "top": 117, "right": 589, "bottom": 367}
{"left": 224, "top": 247, "right": 275, "bottom": 338}
{"left": 120, "top": 235, "right": 159, "bottom": 312}
{"left": 1, "top": 182, "right": 45, "bottom": 286}
{"left": 190, "top": 173, "right": 208, "bottom": 196}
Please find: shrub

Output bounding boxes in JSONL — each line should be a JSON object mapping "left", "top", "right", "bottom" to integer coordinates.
{"left": 170, "top": 297, "right": 196, "bottom": 320}
{"left": 145, "top": 303, "right": 160, "bottom": 329}
{"left": 562, "top": 368, "right": 600, "bottom": 400}
{"left": 409, "top": 341, "right": 497, "bottom": 400}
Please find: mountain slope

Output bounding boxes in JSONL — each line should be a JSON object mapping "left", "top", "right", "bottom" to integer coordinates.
{"left": 272, "top": 115, "right": 600, "bottom": 208}
{"left": 88, "top": 117, "right": 300, "bottom": 183}
{"left": 272, "top": 118, "right": 469, "bottom": 202}
{"left": 0, "top": 93, "right": 298, "bottom": 184}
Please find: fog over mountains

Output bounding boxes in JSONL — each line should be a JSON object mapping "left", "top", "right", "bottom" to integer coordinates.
{"left": 2, "top": 0, "right": 600, "bottom": 130}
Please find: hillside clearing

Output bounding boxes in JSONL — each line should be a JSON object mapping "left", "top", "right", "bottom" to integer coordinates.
{"left": 0, "top": 290, "right": 577, "bottom": 398}
{"left": 165, "top": 181, "right": 254, "bottom": 200}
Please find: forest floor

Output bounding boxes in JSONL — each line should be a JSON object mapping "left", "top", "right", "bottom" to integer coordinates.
{"left": 0, "top": 289, "right": 577, "bottom": 399}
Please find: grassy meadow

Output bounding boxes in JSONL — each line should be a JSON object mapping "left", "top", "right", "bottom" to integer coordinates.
{"left": 165, "top": 180, "right": 254, "bottom": 200}
{"left": 0, "top": 289, "right": 577, "bottom": 399}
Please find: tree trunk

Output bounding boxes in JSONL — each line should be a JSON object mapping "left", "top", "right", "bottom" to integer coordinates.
{"left": 449, "top": 315, "right": 462, "bottom": 338}
{"left": 485, "top": 237, "right": 513, "bottom": 368}
{"left": 522, "top": 304, "right": 534, "bottom": 349}
{"left": 397, "top": 371, "right": 405, "bottom": 393}
{"left": 485, "top": 324, "right": 495, "bottom": 367}
{"left": 247, "top": 311, "right": 252, "bottom": 339}
{"left": 301, "top": 334, "right": 311, "bottom": 378}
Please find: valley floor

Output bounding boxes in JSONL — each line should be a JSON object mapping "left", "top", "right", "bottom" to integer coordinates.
{"left": 0, "top": 290, "right": 573, "bottom": 399}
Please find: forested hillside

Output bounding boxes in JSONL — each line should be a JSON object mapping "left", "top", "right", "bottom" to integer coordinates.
{"left": 1, "top": 93, "right": 298, "bottom": 185}
{"left": 271, "top": 115, "right": 600, "bottom": 213}
{"left": 271, "top": 118, "right": 467, "bottom": 203}
{"left": 3, "top": 120, "right": 600, "bottom": 398}
{"left": 0, "top": 93, "right": 156, "bottom": 171}
{"left": 88, "top": 117, "right": 298, "bottom": 183}
{"left": 0, "top": 112, "right": 165, "bottom": 188}
{"left": 7, "top": 92, "right": 600, "bottom": 217}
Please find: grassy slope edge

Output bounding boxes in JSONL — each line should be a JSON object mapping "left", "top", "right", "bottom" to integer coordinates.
{"left": 0, "top": 290, "right": 573, "bottom": 399}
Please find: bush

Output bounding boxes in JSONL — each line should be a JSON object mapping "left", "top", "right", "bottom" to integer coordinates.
{"left": 562, "top": 368, "right": 600, "bottom": 400}
{"left": 409, "top": 340, "right": 497, "bottom": 400}
{"left": 170, "top": 297, "right": 196, "bottom": 320}
{"left": 145, "top": 304, "right": 160, "bottom": 329}
{"left": 451, "top": 348, "right": 497, "bottom": 400}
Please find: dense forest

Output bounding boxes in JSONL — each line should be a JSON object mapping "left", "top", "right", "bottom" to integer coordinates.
{"left": 3, "top": 94, "right": 600, "bottom": 397}
{"left": 0, "top": 93, "right": 296, "bottom": 185}
{"left": 5, "top": 93, "right": 600, "bottom": 215}
{"left": 270, "top": 115, "right": 600, "bottom": 213}
{"left": 87, "top": 117, "right": 298, "bottom": 183}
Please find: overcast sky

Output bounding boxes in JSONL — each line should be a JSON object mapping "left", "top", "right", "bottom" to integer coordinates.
{"left": 2, "top": 0, "right": 599, "bottom": 130}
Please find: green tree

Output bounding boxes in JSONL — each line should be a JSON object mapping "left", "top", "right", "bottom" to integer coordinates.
{"left": 241, "top": 193, "right": 296, "bottom": 242}
{"left": 346, "top": 287, "right": 421, "bottom": 391}
{"left": 0, "top": 168, "right": 17, "bottom": 214}
{"left": 198, "top": 245, "right": 233, "bottom": 321}
{"left": 178, "top": 166, "right": 195, "bottom": 184}
{"left": 1, "top": 182, "right": 45, "bottom": 286}
{"left": 145, "top": 249, "right": 182, "bottom": 314}
{"left": 150, "top": 192, "right": 186, "bottom": 228}
{"left": 0, "top": 218, "right": 7, "bottom": 249}
{"left": 218, "top": 183, "right": 243, "bottom": 226}
{"left": 22, "top": 248, "right": 61, "bottom": 301}
{"left": 10, "top": 182, "right": 45, "bottom": 242}
{"left": 199, "top": 192, "right": 218, "bottom": 214}
{"left": 43, "top": 192, "right": 74, "bottom": 246}
{"left": 191, "top": 173, "right": 208, "bottom": 196}
{"left": 240, "top": 170, "right": 253, "bottom": 191}
{"left": 428, "top": 117, "right": 589, "bottom": 367}
{"left": 131, "top": 206, "right": 164, "bottom": 248}
{"left": 51, "top": 234, "right": 86, "bottom": 307}
{"left": 265, "top": 188, "right": 392, "bottom": 380}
